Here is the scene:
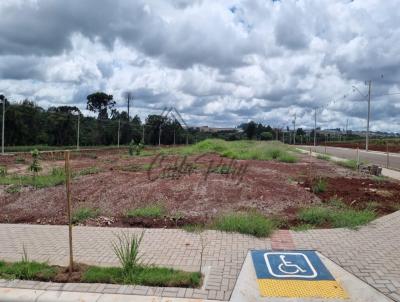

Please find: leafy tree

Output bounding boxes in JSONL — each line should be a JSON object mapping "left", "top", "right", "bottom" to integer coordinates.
{"left": 260, "top": 132, "right": 273, "bottom": 141}
{"left": 244, "top": 121, "right": 257, "bottom": 139}
{"left": 86, "top": 92, "right": 115, "bottom": 120}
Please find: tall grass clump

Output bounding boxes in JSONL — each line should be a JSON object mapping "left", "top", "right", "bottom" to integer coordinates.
{"left": 213, "top": 211, "right": 276, "bottom": 237}
{"left": 112, "top": 232, "right": 143, "bottom": 279}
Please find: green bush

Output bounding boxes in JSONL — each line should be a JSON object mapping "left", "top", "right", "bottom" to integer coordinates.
{"left": 312, "top": 178, "right": 327, "bottom": 193}
{"left": 316, "top": 154, "right": 331, "bottom": 161}
{"left": 127, "top": 204, "right": 166, "bottom": 218}
{"left": 213, "top": 211, "right": 276, "bottom": 237}
{"left": 72, "top": 207, "right": 99, "bottom": 223}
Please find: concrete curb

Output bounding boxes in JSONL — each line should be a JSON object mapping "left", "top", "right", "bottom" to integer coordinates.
{"left": 0, "top": 287, "right": 216, "bottom": 302}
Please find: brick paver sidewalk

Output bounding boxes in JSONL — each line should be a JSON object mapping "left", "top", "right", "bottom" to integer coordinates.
{"left": 0, "top": 210, "right": 399, "bottom": 301}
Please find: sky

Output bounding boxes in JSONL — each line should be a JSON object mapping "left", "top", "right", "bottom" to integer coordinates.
{"left": 0, "top": 0, "right": 399, "bottom": 131}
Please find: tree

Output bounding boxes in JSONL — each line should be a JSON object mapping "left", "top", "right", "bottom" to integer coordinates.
{"left": 86, "top": 92, "right": 115, "bottom": 120}
{"left": 260, "top": 132, "right": 273, "bottom": 141}
{"left": 244, "top": 121, "right": 257, "bottom": 139}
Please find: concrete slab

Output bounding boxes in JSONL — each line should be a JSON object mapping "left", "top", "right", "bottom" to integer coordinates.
{"left": 230, "top": 251, "right": 393, "bottom": 302}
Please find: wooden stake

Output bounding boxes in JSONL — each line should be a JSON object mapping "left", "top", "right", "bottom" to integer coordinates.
{"left": 64, "top": 150, "right": 73, "bottom": 275}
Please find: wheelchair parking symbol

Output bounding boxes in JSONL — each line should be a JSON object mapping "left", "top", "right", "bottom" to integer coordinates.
{"left": 264, "top": 252, "right": 317, "bottom": 279}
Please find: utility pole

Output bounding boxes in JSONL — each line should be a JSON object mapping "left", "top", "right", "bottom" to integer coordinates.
{"left": 158, "top": 125, "right": 162, "bottom": 146}
{"left": 76, "top": 114, "right": 80, "bottom": 150}
{"left": 1, "top": 96, "right": 5, "bottom": 155}
{"left": 142, "top": 125, "right": 145, "bottom": 144}
{"left": 126, "top": 92, "right": 132, "bottom": 121}
{"left": 345, "top": 119, "right": 348, "bottom": 141}
{"left": 292, "top": 113, "right": 296, "bottom": 145}
{"left": 366, "top": 80, "right": 371, "bottom": 151}
{"left": 314, "top": 108, "right": 317, "bottom": 146}
{"left": 173, "top": 128, "right": 176, "bottom": 145}
{"left": 117, "top": 119, "right": 120, "bottom": 148}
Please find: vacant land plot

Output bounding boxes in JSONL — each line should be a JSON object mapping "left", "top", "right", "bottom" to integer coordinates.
{"left": 0, "top": 140, "right": 399, "bottom": 234}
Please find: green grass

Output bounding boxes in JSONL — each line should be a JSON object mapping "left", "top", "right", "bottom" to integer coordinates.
{"left": 83, "top": 266, "right": 201, "bottom": 287}
{"left": 0, "top": 167, "right": 65, "bottom": 188}
{"left": 77, "top": 166, "right": 102, "bottom": 176}
{"left": 162, "top": 139, "right": 297, "bottom": 163}
{"left": 72, "top": 207, "right": 100, "bottom": 223}
{"left": 0, "top": 260, "right": 56, "bottom": 281}
{"left": 127, "top": 204, "right": 166, "bottom": 218}
{"left": 337, "top": 159, "right": 358, "bottom": 170}
{"left": 312, "top": 178, "right": 327, "bottom": 193}
{"left": 316, "top": 154, "right": 331, "bottom": 161}
{"left": 298, "top": 206, "right": 376, "bottom": 229}
{"left": 291, "top": 224, "right": 315, "bottom": 232}
{"left": 212, "top": 211, "right": 276, "bottom": 237}
{"left": 183, "top": 224, "right": 205, "bottom": 233}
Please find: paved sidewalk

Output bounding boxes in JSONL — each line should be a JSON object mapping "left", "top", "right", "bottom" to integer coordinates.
{"left": 0, "top": 211, "right": 399, "bottom": 301}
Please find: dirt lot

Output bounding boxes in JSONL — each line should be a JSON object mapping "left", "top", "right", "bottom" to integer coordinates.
{"left": 1, "top": 148, "right": 399, "bottom": 228}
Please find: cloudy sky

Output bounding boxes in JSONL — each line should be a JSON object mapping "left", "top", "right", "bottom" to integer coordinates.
{"left": 0, "top": 0, "right": 399, "bottom": 131}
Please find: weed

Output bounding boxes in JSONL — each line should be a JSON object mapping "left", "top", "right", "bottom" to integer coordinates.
{"left": 77, "top": 166, "right": 102, "bottom": 176}
{"left": 312, "top": 178, "right": 327, "bottom": 193}
{"left": 127, "top": 204, "right": 166, "bottom": 218}
{"left": 277, "top": 152, "right": 297, "bottom": 163}
{"left": 372, "top": 175, "right": 388, "bottom": 183}
{"left": 213, "top": 211, "right": 276, "bottom": 237}
{"left": 72, "top": 207, "right": 99, "bottom": 224}
{"left": 298, "top": 206, "right": 376, "bottom": 229}
{"left": 111, "top": 232, "right": 143, "bottom": 278}
{"left": 0, "top": 166, "right": 7, "bottom": 177}
{"left": 5, "top": 185, "right": 21, "bottom": 194}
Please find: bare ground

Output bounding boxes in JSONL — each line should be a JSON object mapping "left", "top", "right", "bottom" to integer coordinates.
{"left": 0, "top": 148, "right": 399, "bottom": 227}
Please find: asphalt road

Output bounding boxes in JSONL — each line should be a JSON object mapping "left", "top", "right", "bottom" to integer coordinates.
{"left": 297, "top": 145, "right": 400, "bottom": 171}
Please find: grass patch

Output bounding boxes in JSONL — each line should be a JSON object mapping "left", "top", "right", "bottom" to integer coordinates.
{"left": 316, "top": 154, "right": 331, "bottom": 161}
{"left": 213, "top": 211, "right": 276, "bottom": 237}
{"left": 337, "top": 159, "right": 358, "bottom": 170}
{"left": 183, "top": 224, "right": 205, "bottom": 233}
{"left": 0, "top": 167, "right": 65, "bottom": 188}
{"left": 77, "top": 166, "right": 102, "bottom": 176}
{"left": 0, "top": 260, "right": 56, "bottom": 281}
{"left": 298, "top": 206, "right": 376, "bottom": 229}
{"left": 312, "top": 178, "right": 327, "bottom": 193}
{"left": 162, "top": 139, "right": 297, "bottom": 163}
{"left": 127, "top": 204, "right": 166, "bottom": 218}
{"left": 83, "top": 266, "right": 201, "bottom": 287}
{"left": 72, "top": 207, "right": 99, "bottom": 223}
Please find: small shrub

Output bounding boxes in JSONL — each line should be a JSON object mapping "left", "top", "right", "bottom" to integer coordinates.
{"left": 213, "top": 211, "right": 276, "bottom": 237}
{"left": 112, "top": 232, "right": 143, "bottom": 277}
{"left": 127, "top": 204, "right": 165, "bottom": 218}
{"left": 72, "top": 207, "right": 99, "bottom": 223}
{"left": 268, "top": 149, "right": 281, "bottom": 159}
{"left": 312, "top": 178, "right": 327, "bottom": 193}
{"left": 5, "top": 185, "right": 21, "bottom": 194}
{"left": 0, "top": 166, "right": 7, "bottom": 177}
{"left": 128, "top": 140, "right": 135, "bottom": 156}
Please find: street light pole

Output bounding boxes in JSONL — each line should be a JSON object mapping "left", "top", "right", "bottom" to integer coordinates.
{"left": 76, "top": 114, "right": 80, "bottom": 151}
{"left": 314, "top": 108, "right": 317, "bottom": 146}
{"left": 1, "top": 97, "right": 5, "bottom": 155}
{"left": 366, "top": 80, "right": 371, "bottom": 151}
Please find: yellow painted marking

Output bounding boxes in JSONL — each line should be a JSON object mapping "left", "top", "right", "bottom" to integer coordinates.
{"left": 257, "top": 279, "right": 348, "bottom": 299}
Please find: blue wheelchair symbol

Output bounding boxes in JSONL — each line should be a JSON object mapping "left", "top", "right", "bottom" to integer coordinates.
{"left": 264, "top": 252, "right": 317, "bottom": 279}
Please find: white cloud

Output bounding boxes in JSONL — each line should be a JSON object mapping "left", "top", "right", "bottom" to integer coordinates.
{"left": 0, "top": 0, "right": 399, "bottom": 132}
